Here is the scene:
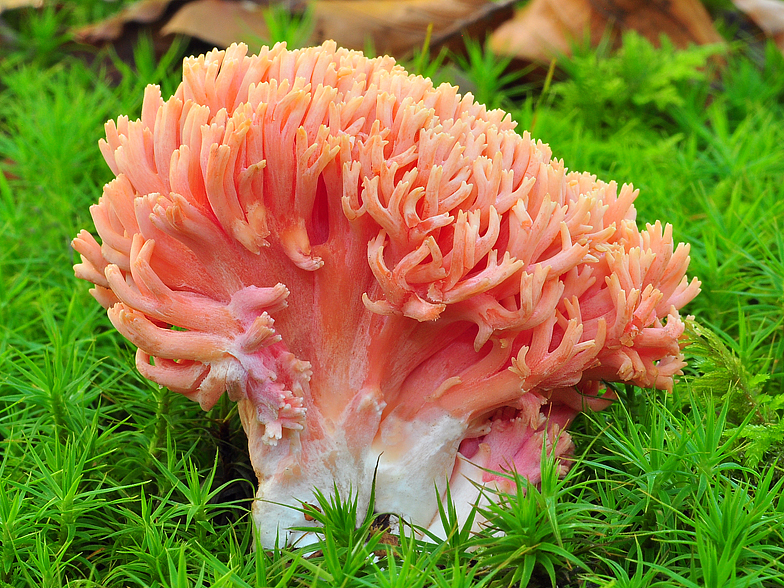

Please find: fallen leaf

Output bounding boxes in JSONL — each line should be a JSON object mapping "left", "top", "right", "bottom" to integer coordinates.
{"left": 733, "top": 0, "right": 784, "bottom": 51}
{"left": 490, "top": 0, "right": 724, "bottom": 62}
{"left": 74, "top": 0, "right": 174, "bottom": 43}
{"left": 311, "top": 0, "right": 511, "bottom": 56}
{"left": 160, "top": 0, "right": 509, "bottom": 58}
{"left": 0, "top": 0, "right": 41, "bottom": 12}
{"left": 161, "top": 0, "right": 270, "bottom": 48}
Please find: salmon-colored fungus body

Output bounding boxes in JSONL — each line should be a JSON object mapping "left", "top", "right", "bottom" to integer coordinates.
{"left": 73, "top": 42, "right": 699, "bottom": 545}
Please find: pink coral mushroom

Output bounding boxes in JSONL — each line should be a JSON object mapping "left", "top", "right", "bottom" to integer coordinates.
{"left": 72, "top": 41, "right": 700, "bottom": 545}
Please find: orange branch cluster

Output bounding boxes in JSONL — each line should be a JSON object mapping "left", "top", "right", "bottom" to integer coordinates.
{"left": 73, "top": 41, "right": 699, "bottom": 542}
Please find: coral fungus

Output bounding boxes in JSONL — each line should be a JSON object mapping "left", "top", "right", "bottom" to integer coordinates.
{"left": 73, "top": 41, "right": 699, "bottom": 545}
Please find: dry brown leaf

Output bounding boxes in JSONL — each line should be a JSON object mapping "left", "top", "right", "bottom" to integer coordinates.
{"left": 312, "top": 0, "right": 511, "bottom": 56}
{"left": 74, "top": 0, "right": 174, "bottom": 43}
{"left": 160, "top": 0, "right": 511, "bottom": 58}
{"left": 733, "top": 0, "right": 784, "bottom": 51}
{"left": 161, "top": 0, "right": 270, "bottom": 48}
{"left": 490, "top": 0, "right": 724, "bottom": 62}
{"left": 0, "top": 0, "right": 41, "bottom": 12}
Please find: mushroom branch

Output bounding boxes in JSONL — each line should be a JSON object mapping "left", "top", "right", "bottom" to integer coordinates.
{"left": 73, "top": 41, "right": 700, "bottom": 545}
